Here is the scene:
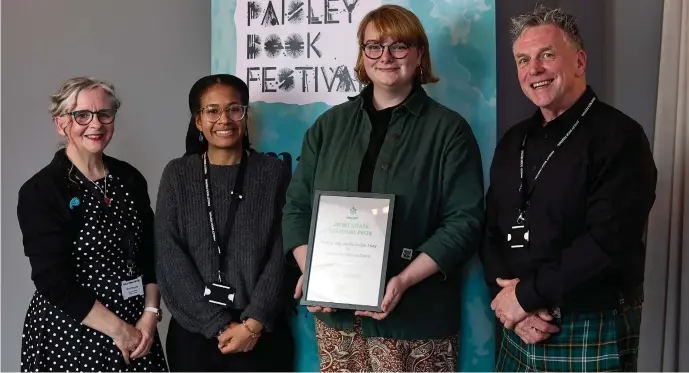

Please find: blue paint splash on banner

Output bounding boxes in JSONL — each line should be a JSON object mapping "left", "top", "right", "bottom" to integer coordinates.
{"left": 211, "top": 0, "right": 497, "bottom": 370}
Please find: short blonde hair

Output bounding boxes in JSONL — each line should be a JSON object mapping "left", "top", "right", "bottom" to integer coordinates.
{"left": 50, "top": 76, "right": 121, "bottom": 146}
{"left": 354, "top": 5, "right": 439, "bottom": 85}
{"left": 50, "top": 76, "right": 121, "bottom": 118}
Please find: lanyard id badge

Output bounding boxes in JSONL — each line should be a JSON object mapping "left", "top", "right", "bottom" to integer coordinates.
{"left": 203, "top": 283, "right": 236, "bottom": 307}
{"left": 72, "top": 167, "right": 145, "bottom": 300}
{"left": 201, "top": 151, "right": 247, "bottom": 308}
{"left": 121, "top": 236, "right": 143, "bottom": 299}
{"left": 121, "top": 277, "right": 144, "bottom": 300}
{"left": 508, "top": 224, "right": 530, "bottom": 249}
{"left": 508, "top": 96, "right": 596, "bottom": 250}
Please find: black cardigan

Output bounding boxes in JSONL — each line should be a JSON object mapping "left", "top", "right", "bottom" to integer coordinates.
{"left": 16, "top": 149, "right": 156, "bottom": 322}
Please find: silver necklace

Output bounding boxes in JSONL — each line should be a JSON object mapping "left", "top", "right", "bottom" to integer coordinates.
{"left": 65, "top": 154, "right": 112, "bottom": 206}
{"left": 91, "top": 173, "right": 112, "bottom": 206}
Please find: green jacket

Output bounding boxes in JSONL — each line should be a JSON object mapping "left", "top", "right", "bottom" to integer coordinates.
{"left": 282, "top": 85, "right": 485, "bottom": 340}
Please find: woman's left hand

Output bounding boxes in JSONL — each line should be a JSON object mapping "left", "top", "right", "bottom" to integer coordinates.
{"left": 355, "top": 275, "right": 409, "bottom": 320}
{"left": 129, "top": 312, "right": 158, "bottom": 359}
{"left": 218, "top": 319, "right": 262, "bottom": 354}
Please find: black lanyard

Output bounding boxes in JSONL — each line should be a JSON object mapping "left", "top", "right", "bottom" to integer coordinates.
{"left": 517, "top": 96, "right": 596, "bottom": 224}
{"left": 202, "top": 151, "right": 248, "bottom": 284}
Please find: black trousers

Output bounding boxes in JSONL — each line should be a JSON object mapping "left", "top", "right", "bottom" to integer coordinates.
{"left": 166, "top": 313, "right": 295, "bottom": 372}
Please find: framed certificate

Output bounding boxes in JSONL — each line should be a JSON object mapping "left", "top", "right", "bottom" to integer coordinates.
{"left": 301, "top": 191, "right": 395, "bottom": 312}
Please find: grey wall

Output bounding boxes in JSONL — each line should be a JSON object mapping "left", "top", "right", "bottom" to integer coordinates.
{"left": 600, "top": 0, "right": 663, "bottom": 144}
{"left": 1, "top": 0, "right": 667, "bottom": 370}
{"left": 496, "top": 0, "right": 663, "bottom": 143}
{"left": 1, "top": 0, "right": 210, "bottom": 370}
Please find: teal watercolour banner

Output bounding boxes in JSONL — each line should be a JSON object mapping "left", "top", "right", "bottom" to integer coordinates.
{"left": 212, "top": 0, "right": 496, "bottom": 370}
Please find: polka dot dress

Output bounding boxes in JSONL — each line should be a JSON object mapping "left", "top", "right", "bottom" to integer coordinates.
{"left": 20, "top": 173, "right": 168, "bottom": 372}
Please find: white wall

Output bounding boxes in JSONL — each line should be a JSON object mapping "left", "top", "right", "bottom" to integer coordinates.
{"left": 1, "top": 0, "right": 210, "bottom": 370}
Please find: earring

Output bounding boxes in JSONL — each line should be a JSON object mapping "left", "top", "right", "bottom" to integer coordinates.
{"left": 198, "top": 131, "right": 204, "bottom": 142}
{"left": 420, "top": 66, "right": 424, "bottom": 82}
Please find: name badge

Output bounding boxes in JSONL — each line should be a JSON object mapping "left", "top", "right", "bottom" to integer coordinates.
{"left": 508, "top": 225, "right": 529, "bottom": 249}
{"left": 121, "top": 276, "right": 144, "bottom": 300}
{"left": 203, "top": 283, "right": 236, "bottom": 307}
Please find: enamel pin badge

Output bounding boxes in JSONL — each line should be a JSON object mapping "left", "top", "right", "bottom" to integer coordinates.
{"left": 69, "top": 197, "right": 80, "bottom": 210}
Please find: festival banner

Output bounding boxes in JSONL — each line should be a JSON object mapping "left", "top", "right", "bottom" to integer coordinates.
{"left": 212, "top": 0, "right": 497, "bottom": 370}
{"left": 235, "top": 0, "right": 380, "bottom": 105}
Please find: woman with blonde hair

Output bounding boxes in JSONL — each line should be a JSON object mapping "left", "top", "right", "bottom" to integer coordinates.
{"left": 17, "top": 77, "right": 168, "bottom": 371}
{"left": 283, "top": 5, "right": 485, "bottom": 372}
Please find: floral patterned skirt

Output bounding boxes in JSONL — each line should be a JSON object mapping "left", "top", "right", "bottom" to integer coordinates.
{"left": 314, "top": 316, "right": 458, "bottom": 372}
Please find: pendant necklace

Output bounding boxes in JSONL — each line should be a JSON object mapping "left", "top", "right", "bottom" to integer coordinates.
{"left": 91, "top": 174, "right": 112, "bottom": 206}
{"left": 66, "top": 152, "right": 113, "bottom": 206}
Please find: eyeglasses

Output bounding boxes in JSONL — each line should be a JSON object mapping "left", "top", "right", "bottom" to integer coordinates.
{"left": 64, "top": 109, "right": 117, "bottom": 125}
{"left": 198, "top": 104, "right": 247, "bottom": 122}
{"left": 361, "top": 42, "right": 416, "bottom": 59}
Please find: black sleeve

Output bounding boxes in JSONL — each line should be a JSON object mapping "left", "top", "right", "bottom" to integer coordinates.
{"left": 17, "top": 180, "right": 97, "bottom": 321}
{"left": 479, "top": 184, "right": 513, "bottom": 298}
{"left": 133, "top": 172, "right": 156, "bottom": 285}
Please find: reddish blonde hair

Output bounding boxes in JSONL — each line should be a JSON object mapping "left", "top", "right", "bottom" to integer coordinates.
{"left": 354, "top": 5, "right": 439, "bottom": 85}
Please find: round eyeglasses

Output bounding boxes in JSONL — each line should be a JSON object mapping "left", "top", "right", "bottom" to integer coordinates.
{"left": 198, "top": 104, "right": 247, "bottom": 122}
{"left": 65, "top": 109, "right": 117, "bottom": 125}
{"left": 361, "top": 42, "right": 416, "bottom": 59}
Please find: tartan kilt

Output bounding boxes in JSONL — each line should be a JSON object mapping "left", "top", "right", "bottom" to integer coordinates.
{"left": 496, "top": 300, "right": 642, "bottom": 372}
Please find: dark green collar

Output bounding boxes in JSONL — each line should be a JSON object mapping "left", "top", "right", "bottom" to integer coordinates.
{"left": 349, "top": 83, "right": 428, "bottom": 117}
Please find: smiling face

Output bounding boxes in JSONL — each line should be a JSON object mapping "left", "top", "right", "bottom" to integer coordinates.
{"left": 195, "top": 83, "right": 246, "bottom": 151}
{"left": 55, "top": 86, "right": 115, "bottom": 155}
{"left": 513, "top": 24, "right": 587, "bottom": 118}
{"left": 361, "top": 21, "right": 423, "bottom": 91}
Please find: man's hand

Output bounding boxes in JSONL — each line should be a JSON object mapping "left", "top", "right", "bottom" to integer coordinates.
{"left": 491, "top": 278, "right": 528, "bottom": 329}
{"left": 513, "top": 309, "right": 560, "bottom": 344}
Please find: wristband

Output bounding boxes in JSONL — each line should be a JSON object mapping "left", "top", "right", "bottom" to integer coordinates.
{"left": 242, "top": 320, "right": 261, "bottom": 339}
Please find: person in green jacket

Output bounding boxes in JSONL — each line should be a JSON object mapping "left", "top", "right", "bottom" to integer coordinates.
{"left": 282, "top": 4, "right": 485, "bottom": 372}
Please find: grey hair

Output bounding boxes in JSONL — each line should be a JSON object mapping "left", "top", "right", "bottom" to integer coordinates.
{"left": 49, "top": 76, "right": 121, "bottom": 118}
{"left": 510, "top": 4, "right": 584, "bottom": 50}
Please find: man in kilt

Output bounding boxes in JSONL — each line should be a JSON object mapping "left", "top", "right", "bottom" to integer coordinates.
{"left": 480, "top": 5, "right": 657, "bottom": 372}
